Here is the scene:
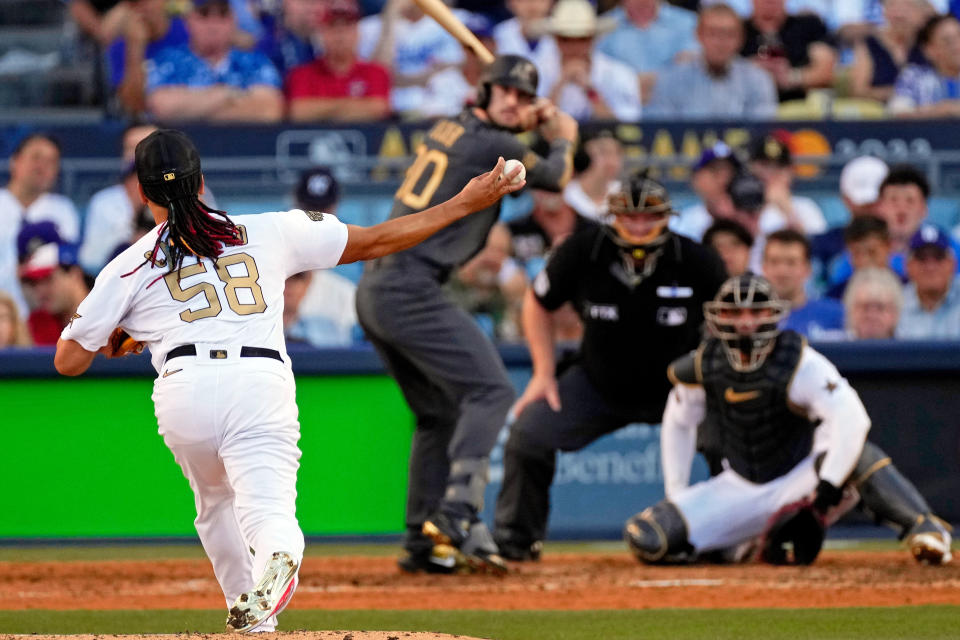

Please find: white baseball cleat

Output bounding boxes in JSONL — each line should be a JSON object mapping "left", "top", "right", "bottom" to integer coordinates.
{"left": 226, "top": 551, "right": 299, "bottom": 632}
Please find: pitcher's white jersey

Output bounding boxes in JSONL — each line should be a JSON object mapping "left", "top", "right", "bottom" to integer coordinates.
{"left": 61, "top": 209, "right": 348, "bottom": 372}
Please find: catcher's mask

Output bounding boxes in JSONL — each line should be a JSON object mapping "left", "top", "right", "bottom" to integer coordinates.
{"left": 605, "top": 170, "right": 675, "bottom": 260}
{"left": 704, "top": 274, "right": 789, "bottom": 372}
{"left": 476, "top": 54, "right": 538, "bottom": 110}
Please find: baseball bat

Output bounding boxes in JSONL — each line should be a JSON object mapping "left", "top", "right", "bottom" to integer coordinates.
{"left": 412, "top": 0, "right": 495, "bottom": 65}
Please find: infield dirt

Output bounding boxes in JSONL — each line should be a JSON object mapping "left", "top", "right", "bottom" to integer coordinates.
{"left": 1, "top": 550, "right": 958, "bottom": 611}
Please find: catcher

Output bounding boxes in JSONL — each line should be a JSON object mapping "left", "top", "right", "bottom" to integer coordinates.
{"left": 624, "top": 274, "right": 952, "bottom": 566}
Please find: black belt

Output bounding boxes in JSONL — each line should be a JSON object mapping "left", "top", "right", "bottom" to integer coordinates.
{"left": 165, "top": 344, "right": 282, "bottom": 363}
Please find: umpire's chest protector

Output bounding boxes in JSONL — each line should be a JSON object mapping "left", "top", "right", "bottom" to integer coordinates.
{"left": 699, "top": 332, "right": 817, "bottom": 484}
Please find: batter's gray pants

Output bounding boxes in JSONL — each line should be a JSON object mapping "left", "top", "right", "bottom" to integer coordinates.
{"left": 356, "top": 266, "right": 515, "bottom": 553}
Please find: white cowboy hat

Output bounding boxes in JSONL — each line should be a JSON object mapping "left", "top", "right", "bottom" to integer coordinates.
{"left": 535, "top": 0, "right": 617, "bottom": 38}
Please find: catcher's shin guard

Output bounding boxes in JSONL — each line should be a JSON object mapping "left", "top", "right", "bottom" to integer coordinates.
{"left": 624, "top": 501, "right": 692, "bottom": 564}
{"left": 852, "top": 442, "right": 936, "bottom": 534}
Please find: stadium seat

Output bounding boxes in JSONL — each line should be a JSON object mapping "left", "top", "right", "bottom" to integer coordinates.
{"left": 831, "top": 98, "right": 887, "bottom": 120}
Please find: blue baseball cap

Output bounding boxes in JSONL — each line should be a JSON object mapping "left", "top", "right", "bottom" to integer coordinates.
{"left": 908, "top": 223, "right": 951, "bottom": 253}
{"left": 19, "top": 241, "right": 79, "bottom": 280}
{"left": 17, "top": 221, "right": 62, "bottom": 263}
{"left": 693, "top": 142, "right": 738, "bottom": 172}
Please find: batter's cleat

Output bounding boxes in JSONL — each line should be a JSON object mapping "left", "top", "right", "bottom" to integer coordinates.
{"left": 397, "top": 549, "right": 457, "bottom": 574}
{"left": 225, "top": 551, "right": 299, "bottom": 632}
{"left": 497, "top": 539, "right": 543, "bottom": 562}
{"left": 423, "top": 510, "right": 508, "bottom": 575}
{"left": 907, "top": 516, "right": 953, "bottom": 565}
{"left": 423, "top": 509, "right": 471, "bottom": 549}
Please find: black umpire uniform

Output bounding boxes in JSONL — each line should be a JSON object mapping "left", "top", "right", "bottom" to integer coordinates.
{"left": 355, "top": 56, "right": 575, "bottom": 563}
{"left": 493, "top": 189, "right": 727, "bottom": 557}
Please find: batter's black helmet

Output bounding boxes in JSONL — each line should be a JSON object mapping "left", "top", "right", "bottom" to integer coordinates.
{"left": 476, "top": 54, "right": 539, "bottom": 109}
{"left": 704, "top": 274, "right": 790, "bottom": 372}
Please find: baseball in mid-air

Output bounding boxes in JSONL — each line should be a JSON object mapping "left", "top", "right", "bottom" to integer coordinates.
{"left": 502, "top": 158, "right": 526, "bottom": 185}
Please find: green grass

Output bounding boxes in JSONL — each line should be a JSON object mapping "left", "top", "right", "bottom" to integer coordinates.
{"left": 0, "top": 608, "right": 956, "bottom": 639}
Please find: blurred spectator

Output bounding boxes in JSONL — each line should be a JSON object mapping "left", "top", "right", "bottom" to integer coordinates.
{"left": 703, "top": 218, "right": 753, "bottom": 277}
{"left": 257, "top": 0, "right": 324, "bottom": 78}
{"left": 494, "top": 0, "right": 560, "bottom": 96}
{"left": 283, "top": 167, "right": 360, "bottom": 347}
{"left": 80, "top": 123, "right": 155, "bottom": 274}
{"left": 504, "top": 189, "right": 587, "bottom": 341}
{"left": 825, "top": 215, "right": 897, "bottom": 299}
{"left": 890, "top": 14, "right": 960, "bottom": 117}
{"left": 648, "top": 3, "right": 778, "bottom": 119}
{"left": 418, "top": 14, "right": 499, "bottom": 116}
{"left": 873, "top": 164, "right": 960, "bottom": 268}
{"left": 763, "top": 229, "right": 845, "bottom": 339}
{"left": 17, "top": 234, "right": 89, "bottom": 346}
{"left": 811, "top": 155, "right": 889, "bottom": 291}
{"left": 670, "top": 142, "right": 741, "bottom": 240}
{"left": 542, "top": 0, "right": 641, "bottom": 121}
{"left": 562, "top": 129, "right": 623, "bottom": 221}
{"left": 850, "top": 0, "right": 930, "bottom": 102}
{"left": 0, "top": 134, "right": 80, "bottom": 319}
{"left": 358, "top": 0, "right": 465, "bottom": 118}
{"left": 508, "top": 188, "right": 593, "bottom": 275}
{"left": 843, "top": 266, "right": 903, "bottom": 340}
{"left": 145, "top": 0, "right": 283, "bottom": 123}
{"left": 0, "top": 291, "right": 32, "bottom": 348}
{"left": 446, "top": 224, "right": 527, "bottom": 340}
{"left": 741, "top": 0, "right": 837, "bottom": 102}
{"left": 748, "top": 132, "right": 827, "bottom": 237}
{"left": 107, "top": 0, "right": 190, "bottom": 115}
{"left": 897, "top": 223, "right": 960, "bottom": 338}
{"left": 68, "top": 0, "right": 128, "bottom": 46}
{"left": 288, "top": 0, "right": 391, "bottom": 122}
{"left": 596, "top": 0, "right": 699, "bottom": 102}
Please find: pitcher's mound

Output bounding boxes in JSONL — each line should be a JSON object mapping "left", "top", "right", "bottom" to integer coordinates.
{"left": 9, "top": 633, "right": 489, "bottom": 640}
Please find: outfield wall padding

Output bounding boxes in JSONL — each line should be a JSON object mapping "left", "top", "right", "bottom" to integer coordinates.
{"left": 3, "top": 341, "right": 959, "bottom": 538}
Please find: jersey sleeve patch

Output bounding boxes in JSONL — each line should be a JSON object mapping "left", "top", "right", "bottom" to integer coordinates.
{"left": 304, "top": 210, "right": 325, "bottom": 222}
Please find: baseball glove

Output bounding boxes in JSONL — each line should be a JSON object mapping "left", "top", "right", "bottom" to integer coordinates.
{"left": 105, "top": 327, "right": 145, "bottom": 358}
{"left": 757, "top": 498, "right": 826, "bottom": 566}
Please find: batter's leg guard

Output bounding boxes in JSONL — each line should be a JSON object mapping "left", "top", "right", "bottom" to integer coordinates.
{"left": 624, "top": 502, "right": 693, "bottom": 565}
{"left": 850, "top": 441, "right": 953, "bottom": 564}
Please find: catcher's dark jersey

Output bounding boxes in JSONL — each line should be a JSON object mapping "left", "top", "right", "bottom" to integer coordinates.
{"left": 691, "top": 332, "right": 818, "bottom": 484}
{"left": 533, "top": 226, "right": 727, "bottom": 408}
{"left": 385, "top": 109, "right": 573, "bottom": 277}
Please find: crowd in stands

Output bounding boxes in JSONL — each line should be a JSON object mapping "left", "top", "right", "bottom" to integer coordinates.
{"left": 14, "top": 0, "right": 960, "bottom": 121}
{"left": 6, "top": 0, "right": 960, "bottom": 350}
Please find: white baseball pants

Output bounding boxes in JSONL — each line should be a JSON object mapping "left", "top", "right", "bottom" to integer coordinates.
{"left": 672, "top": 454, "right": 819, "bottom": 553}
{"left": 152, "top": 349, "right": 305, "bottom": 622}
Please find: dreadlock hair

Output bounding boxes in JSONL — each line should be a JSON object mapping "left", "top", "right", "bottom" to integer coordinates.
{"left": 122, "top": 171, "right": 243, "bottom": 285}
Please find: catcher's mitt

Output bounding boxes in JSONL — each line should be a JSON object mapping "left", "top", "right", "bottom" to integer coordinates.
{"left": 106, "top": 327, "right": 145, "bottom": 358}
{"left": 757, "top": 498, "right": 826, "bottom": 565}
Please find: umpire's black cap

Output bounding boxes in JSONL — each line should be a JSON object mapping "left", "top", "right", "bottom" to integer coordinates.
{"left": 135, "top": 129, "right": 202, "bottom": 186}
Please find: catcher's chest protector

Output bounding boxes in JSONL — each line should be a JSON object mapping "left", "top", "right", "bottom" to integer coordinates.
{"left": 700, "top": 331, "right": 817, "bottom": 483}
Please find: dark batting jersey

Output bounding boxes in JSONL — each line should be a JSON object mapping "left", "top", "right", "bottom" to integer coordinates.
{"left": 533, "top": 224, "right": 727, "bottom": 408}
{"left": 384, "top": 109, "right": 573, "bottom": 278}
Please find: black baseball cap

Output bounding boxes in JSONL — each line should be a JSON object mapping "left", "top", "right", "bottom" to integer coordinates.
{"left": 295, "top": 166, "right": 340, "bottom": 211}
{"left": 135, "top": 129, "right": 202, "bottom": 187}
{"left": 749, "top": 133, "right": 792, "bottom": 166}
